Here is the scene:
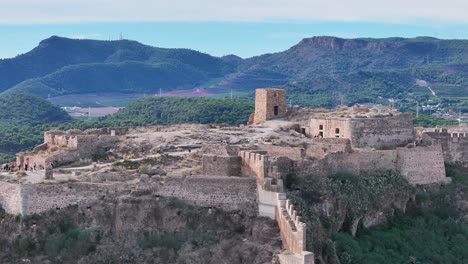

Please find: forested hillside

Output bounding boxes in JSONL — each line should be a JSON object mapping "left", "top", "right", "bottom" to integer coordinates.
{"left": 0, "top": 93, "right": 70, "bottom": 126}
{"left": 106, "top": 97, "right": 253, "bottom": 126}
{"left": 1, "top": 36, "right": 468, "bottom": 112}
{"left": 0, "top": 36, "right": 238, "bottom": 97}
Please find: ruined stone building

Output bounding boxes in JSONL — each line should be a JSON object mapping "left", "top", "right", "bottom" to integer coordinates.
{"left": 254, "top": 88, "right": 287, "bottom": 124}
{"left": 1, "top": 87, "right": 465, "bottom": 264}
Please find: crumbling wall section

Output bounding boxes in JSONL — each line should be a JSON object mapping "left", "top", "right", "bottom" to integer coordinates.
{"left": 202, "top": 155, "right": 242, "bottom": 176}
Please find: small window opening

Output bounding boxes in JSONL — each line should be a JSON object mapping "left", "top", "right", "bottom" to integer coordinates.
{"left": 319, "top": 125, "right": 323, "bottom": 130}
{"left": 335, "top": 128, "right": 340, "bottom": 134}
{"left": 274, "top": 106, "right": 279, "bottom": 116}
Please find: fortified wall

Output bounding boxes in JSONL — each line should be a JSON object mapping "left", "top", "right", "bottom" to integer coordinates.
{"left": 421, "top": 128, "right": 468, "bottom": 167}
{"left": 0, "top": 182, "right": 123, "bottom": 215}
{"left": 139, "top": 175, "right": 258, "bottom": 216}
{"left": 0, "top": 175, "right": 258, "bottom": 216}
{"left": 240, "top": 149, "right": 314, "bottom": 264}
{"left": 307, "top": 113, "right": 414, "bottom": 149}
{"left": 396, "top": 145, "right": 449, "bottom": 185}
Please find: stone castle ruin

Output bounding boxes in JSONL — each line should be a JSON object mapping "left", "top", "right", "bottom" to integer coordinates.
{"left": 0, "top": 88, "right": 464, "bottom": 264}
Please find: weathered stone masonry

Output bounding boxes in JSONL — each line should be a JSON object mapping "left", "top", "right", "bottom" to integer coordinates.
{"left": 254, "top": 88, "right": 287, "bottom": 124}
{"left": 307, "top": 114, "right": 414, "bottom": 149}
{"left": 0, "top": 182, "right": 121, "bottom": 215}
{"left": 138, "top": 175, "right": 258, "bottom": 216}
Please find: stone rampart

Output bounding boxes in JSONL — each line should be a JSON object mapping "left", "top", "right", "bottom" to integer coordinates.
{"left": 240, "top": 150, "right": 268, "bottom": 184}
{"left": 202, "top": 155, "right": 242, "bottom": 176}
{"left": 396, "top": 145, "right": 449, "bottom": 185}
{"left": 258, "top": 145, "right": 305, "bottom": 160}
{"left": 296, "top": 150, "right": 398, "bottom": 177}
{"left": 277, "top": 196, "right": 306, "bottom": 254}
{"left": 422, "top": 131, "right": 468, "bottom": 166}
{"left": 350, "top": 113, "right": 414, "bottom": 149}
{"left": 21, "top": 182, "right": 119, "bottom": 215}
{"left": 140, "top": 176, "right": 258, "bottom": 216}
{"left": 1, "top": 176, "right": 257, "bottom": 216}
{"left": 307, "top": 113, "right": 414, "bottom": 149}
{"left": 0, "top": 182, "right": 121, "bottom": 215}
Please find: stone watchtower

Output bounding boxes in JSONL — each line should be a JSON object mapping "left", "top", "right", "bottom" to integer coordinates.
{"left": 254, "top": 88, "right": 287, "bottom": 124}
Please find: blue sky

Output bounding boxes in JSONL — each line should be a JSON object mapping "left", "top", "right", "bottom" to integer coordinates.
{"left": 1, "top": 0, "right": 468, "bottom": 59}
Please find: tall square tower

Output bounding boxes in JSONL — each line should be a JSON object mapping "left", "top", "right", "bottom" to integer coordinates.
{"left": 254, "top": 88, "right": 287, "bottom": 124}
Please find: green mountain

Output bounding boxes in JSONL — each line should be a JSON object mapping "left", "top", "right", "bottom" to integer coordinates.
{"left": 1, "top": 36, "right": 468, "bottom": 110}
{"left": 0, "top": 36, "right": 238, "bottom": 97}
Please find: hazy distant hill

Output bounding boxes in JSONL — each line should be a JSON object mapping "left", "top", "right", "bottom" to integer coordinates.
{"left": 1, "top": 36, "right": 468, "bottom": 109}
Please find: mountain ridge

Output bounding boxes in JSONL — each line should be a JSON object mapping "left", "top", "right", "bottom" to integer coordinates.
{"left": 1, "top": 35, "right": 468, "bottom": 110}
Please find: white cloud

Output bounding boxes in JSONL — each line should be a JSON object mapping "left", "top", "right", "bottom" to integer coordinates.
{"left": 0, "top": 0, "right": 467, "bottom": 24}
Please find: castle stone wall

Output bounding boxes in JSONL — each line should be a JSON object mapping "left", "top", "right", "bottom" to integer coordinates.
{"left": 21, "top": 182, "right": 119, "bottom": 215}
{"left": 258, "top": 145, "right": 305, "bottom": 160}
{"left": 254, "top": 88, "right": 287, "bottom": 124}
{"left": 396, "top": 145, "right": 449, "bottom": 185}
{"left": 308, "top": 118, "right": 352, "bottom": 139}
{"left": 0, "top": 182, "right": 121, "bottom": 215}
{"left": 305, "top": 138, "right": 352, "bottom": 159}
{"left": 202, "top": 155, "right": 242, "bottom": 176}
{"left": 141, "top": 176, "right": 258, "bottom": 215}
{"left": 422, "top": 131, "right": 468, "bottom": 166}
{"left": 350, "top": 113, "right": 414, "bottom": 149}
{"left": 240, "top": 150, "right": 268, "bottom": 184}
{"left": 307, "top": 114, "right": 414, "bottom": 149}
{"left": 296, "top": 150, "right": 397, "bottom": 177}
